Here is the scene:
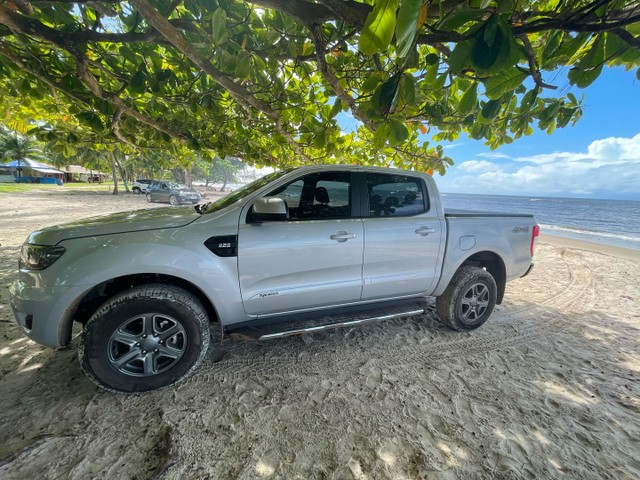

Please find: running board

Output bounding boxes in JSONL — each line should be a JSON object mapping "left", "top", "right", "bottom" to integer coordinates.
{"left": 227, "top": 301, "right": 428, "bottom": 341}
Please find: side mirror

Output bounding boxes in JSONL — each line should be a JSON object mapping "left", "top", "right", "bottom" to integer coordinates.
{"left": 250, "top": 197, "right": 288, "bottom": 222}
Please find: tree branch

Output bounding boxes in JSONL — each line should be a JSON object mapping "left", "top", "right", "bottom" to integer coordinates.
{"left": 129, "top": 0, "right": 312, "bottom": 162}
{"left": 0, "top": 5, "right": 190, "bottom": 143}
{"left": 310, "top": 25, "right": 375, "bottom": 130}
{"left": 111, "top": 108, "right": 138, "bottom": 149}
{"left": 612, "top": 28, "right": 640, "bottom": 50}
{"left": 518, "top": 33, "right": 558, "bottom": 90}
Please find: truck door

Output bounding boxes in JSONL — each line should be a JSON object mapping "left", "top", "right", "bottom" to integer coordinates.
{"left": 238, "top": 171, "right": 364, "bottom": 316}
{"left": 361, "top": 172, "right": 444, "bottom": 300}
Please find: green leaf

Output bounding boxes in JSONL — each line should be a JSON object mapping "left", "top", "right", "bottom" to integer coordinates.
{"left": 399, "top": 73, "right": 416, "bottom": 106}
{"left": 76, "top": 111, "right": 104, "bottom": 131}
{"left": 234, "top": 51, "right": 251, "bottom": 80}
{"left": 129, "top": 68, "right": 146, "bottom": 94}
{"left": 449, "top": 40, "right": 473, "bottom": 73}
{"left": 437, "top": 8, "right": 484, "bottom": 30}
{"left": 458, "top": 82, "right": 478, "bottom": 114}
{"left": 211, "top": 7, "right": 229, "bottom": 45}
{"left": 481, "top": 99, "right": 501, "bottom": 119}
{"left": 373, "top": 123, "right": 391, "bottom": 148}
{"left": 568, "top": 35, "right": 605, "bottom": 88}
{"left": 542, "top": 30, "right": 563, "bottom": 64}
{"left": 396, "top": 0, "right": 424, "bottom": 58}
{"left": 484, "top": 68, "right": 527, "bottom": 99}
{"left": 471, "top": 16, "right": 512, "bottom": 73}
{"left": 373, "top": 74, "right": 400, "bottom": 115}
{"left": 432, "top": 72, "right": 447, "bottom": 91}
{"left": 330, "top": 98, "right": 342, "bottom": 118}
{"left": 389, "top": 119, "right": 409, "bottom": 145}
{"left": 568, "top": 64, "right": 603, "bottom": 88}
{"left": 359, "top": 0, "right": 399, "bottom": 55}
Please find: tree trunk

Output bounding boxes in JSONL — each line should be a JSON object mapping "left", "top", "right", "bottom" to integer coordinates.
{"left": 110, "top": 151, "right": 119, "bottom": 195}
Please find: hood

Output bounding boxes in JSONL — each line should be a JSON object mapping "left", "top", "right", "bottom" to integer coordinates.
{"left": 26, "top": 206, "right": 201, "bottom": 245}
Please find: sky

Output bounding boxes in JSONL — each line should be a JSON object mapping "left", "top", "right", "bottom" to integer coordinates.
{"left": 339, "top": 66, "right": 640, "bottom": 200}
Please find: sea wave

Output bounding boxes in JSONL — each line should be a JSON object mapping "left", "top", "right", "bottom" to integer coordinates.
{"left": 541, "top": 224, "right": 640, "bottom": 243}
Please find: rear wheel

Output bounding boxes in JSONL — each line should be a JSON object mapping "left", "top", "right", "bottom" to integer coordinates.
{"left": 79, "top": 284, "right": 210, "bottom": 393}
{"left": 436, "top": 266, "right": 497, "bottom": 331}
{"left": 169, "top": 195, "right": 178, "bottom": 206}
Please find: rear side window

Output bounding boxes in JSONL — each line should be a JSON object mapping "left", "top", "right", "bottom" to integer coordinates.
{"left": 366, "top": 173, "right": 427, "bottom": 217}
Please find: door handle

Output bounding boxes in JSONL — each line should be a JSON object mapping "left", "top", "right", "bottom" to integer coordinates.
{"left": 330, "top": 231, "right": 357, "bottom": 242}
{"left": 415, "top": 227, "right": 436, "bottom": 236}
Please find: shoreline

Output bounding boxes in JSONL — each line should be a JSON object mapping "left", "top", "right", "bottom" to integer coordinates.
{"left": 539, "top": 232, "right": 640, "bottom": 260}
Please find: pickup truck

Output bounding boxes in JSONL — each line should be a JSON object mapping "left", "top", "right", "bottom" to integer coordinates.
{"left": 10, "top": 165, "right": 538, "bottom": 393}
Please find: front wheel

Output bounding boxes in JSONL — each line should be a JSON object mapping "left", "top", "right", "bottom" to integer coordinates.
{"left": 132, "top": 187, "right": 141, "bottom": 194}
{"left": 79, "top": 284, "right": 210, "bottom": 393}
{"left": 146, "top": 193, "right": 152, "bottom": 203}
{"left": 169, "top": 195, "right": 178, "bottom": 206}
{"left": 436, "top": 266, "right": 497, "bottom": 331}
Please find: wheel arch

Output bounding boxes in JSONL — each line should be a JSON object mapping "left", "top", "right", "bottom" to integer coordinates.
{"left": 458, "top": 251, "right": 507, "bottom": 304}
{"left": 61, "top": 273, "right": 220, "bottom": 345}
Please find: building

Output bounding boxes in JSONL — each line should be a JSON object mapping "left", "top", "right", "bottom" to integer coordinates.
{"left": 0, "top": 158, "right": 65, "bottom": 184}
{"left": 64, "top": 165, "right": 107, "bottom": 183}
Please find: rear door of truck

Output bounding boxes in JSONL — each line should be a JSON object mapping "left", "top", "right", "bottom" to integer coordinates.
{"left": 360, "top": 172, "right": 445, "bottom": 300}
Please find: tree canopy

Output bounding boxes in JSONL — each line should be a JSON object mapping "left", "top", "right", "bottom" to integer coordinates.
{"left": 1, "top": 0, "right": 638, "bottom": 173}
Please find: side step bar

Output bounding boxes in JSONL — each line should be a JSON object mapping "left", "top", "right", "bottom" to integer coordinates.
{"left": 227, "top": 301, "right": 428, "bottom": 341}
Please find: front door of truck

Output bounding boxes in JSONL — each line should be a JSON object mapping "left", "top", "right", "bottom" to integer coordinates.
{"left": 238, "top": 171, "right": 364, "bottom": 316}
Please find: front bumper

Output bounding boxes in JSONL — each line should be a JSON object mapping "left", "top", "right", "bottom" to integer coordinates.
{"left": 10, "top": 280, "right": 84, "bottom": 348}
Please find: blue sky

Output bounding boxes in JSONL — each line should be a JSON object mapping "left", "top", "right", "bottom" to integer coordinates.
{"left": 340, "top": 67, "right": 640, "bottom": 200}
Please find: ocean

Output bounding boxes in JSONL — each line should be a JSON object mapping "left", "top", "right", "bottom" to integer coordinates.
{"left": 441, "top": 193, "right": 640, "bottom": 251}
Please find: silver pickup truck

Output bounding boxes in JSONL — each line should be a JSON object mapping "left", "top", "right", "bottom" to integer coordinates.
{"left": 10, "top": 165, "right": 538, "bottom": 392}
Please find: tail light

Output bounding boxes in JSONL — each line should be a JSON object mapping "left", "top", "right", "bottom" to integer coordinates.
{"left": 530, "top": 225, "right": 540, "bottom": 257}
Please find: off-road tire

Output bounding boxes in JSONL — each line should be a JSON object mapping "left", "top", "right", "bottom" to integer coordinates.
{"left": 436, "top": 266, "right": 497, "bottom": 331}
{"left": 79, "top": 284, "right": 210, "bottom": 393}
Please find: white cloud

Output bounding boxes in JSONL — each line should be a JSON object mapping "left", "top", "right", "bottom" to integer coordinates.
{"left": 438, "top": 134, "right": 640, "bottom": 198}
{"left": 482, "top": 152, "right": 512, "bottom": 160}
{"left": 457, "top": 160, "right": 501, "bottom": 173}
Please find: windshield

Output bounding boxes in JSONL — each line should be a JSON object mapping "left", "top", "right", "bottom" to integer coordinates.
{"left": 169, "top": 183, "right": 190, "bottom": 190}
{"left": 199, "top": 169, "right": 294, "bottom": 214}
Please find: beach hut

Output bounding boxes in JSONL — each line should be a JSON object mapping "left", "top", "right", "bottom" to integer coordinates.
{"left": 64, "top": 165, "right": 107, "bottom": 183}
{"left": 0, "top": 158, "right": 65, "bottom": 184}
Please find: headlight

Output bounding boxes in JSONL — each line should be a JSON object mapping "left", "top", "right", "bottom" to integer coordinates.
{"left": 19, "top": 244, "right": 66, "bottom": 270}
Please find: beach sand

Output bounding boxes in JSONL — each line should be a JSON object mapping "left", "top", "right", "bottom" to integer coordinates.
{"left": 0, "top": 190, "right": 638, "bottom": 479}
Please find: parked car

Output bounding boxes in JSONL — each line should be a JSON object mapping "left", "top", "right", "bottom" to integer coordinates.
{"left": 146, "top": 181, "right": 201, "bottom": 205}
{"left": 131, "top": 179, "right": 154, "bottom": 194}
{"left": 10, "top": 165, "right": 538, "bottom": 392}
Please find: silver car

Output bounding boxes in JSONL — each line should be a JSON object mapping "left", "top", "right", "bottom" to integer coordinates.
{"left": 146, "top": 181, "right": 201, "bottom": 205}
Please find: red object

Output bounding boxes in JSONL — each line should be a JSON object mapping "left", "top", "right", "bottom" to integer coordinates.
{"left": 530, "top": 225, "right": 540, "bottom": 256}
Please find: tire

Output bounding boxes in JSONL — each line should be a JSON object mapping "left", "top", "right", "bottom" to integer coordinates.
{"left": 79, "top": 284, "right": 210, "bottom": 393}
{"left": 436, "top": 266, "right": 497, "bottom": 331}
{"left": 169, "top": 195, "right": 178, "bottom": 206}
{"left": 146, "top": 193, "right": 152, "bottom": 203}
{"left": 132, "top": 187, "right": 141, "bottom": 194}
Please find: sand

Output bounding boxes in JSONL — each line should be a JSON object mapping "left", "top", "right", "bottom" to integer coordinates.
{"left": 0, "top": 189, "right": 638, "bottom": 479}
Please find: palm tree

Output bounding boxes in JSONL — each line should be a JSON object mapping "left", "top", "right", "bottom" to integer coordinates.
{"left": 0, "top": 130, "right": 46, "bottom": 181}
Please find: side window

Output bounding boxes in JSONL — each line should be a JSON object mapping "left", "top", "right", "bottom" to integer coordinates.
{"left": 266, "top": 172, "right": 352, "bottom": 220}
{"left": 367, "top": 173, "right": 427, "bottom": 217}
